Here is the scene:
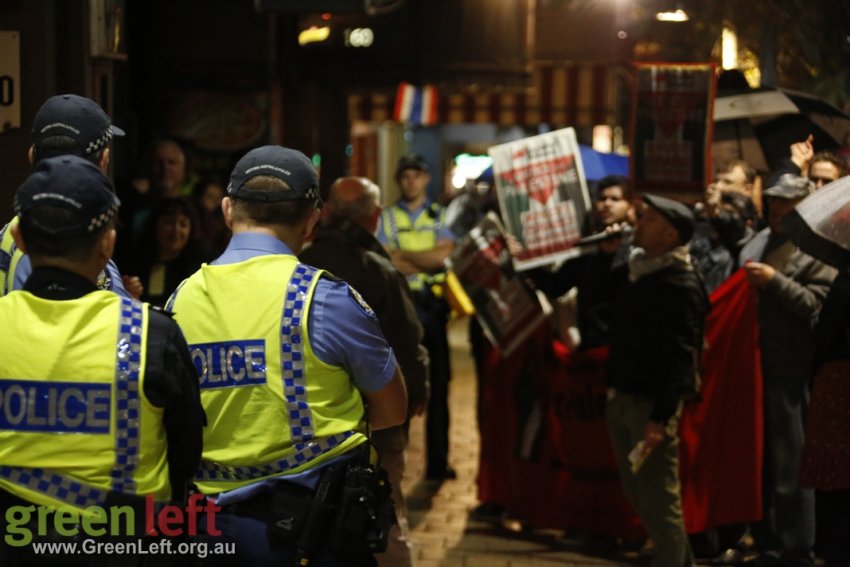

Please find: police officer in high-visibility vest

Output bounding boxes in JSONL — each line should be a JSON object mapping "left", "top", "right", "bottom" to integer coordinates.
{"left": 0, "top": 94, "right": 138, "bottom": 298}
{"left": 167, "top": 146, "right": 408, "bottom": 567}
{"left": 0, "top": 155, "right": 204, "bottom": 566}
{"left": 377, "top": 155, "right": 456, "bottom": 481}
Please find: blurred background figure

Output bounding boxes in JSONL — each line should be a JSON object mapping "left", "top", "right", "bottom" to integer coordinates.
{"left": 740, "top": 174, "right": 836, "bottom": 567}
{"left": 192, "top": 176, "right": 230, "bottom": 257}
{"left": 128, "top": 197, "right": 208, "bottom": 307}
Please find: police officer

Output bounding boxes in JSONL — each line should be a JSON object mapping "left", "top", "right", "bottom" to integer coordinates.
{"left": 0, "top": 94, "right": 137, "bottom": 298}
{"left": 0, "top": 156, "right": 204, "bottom": 566}
{"left": 377, "top": 155, "right": 456, "bottom": 480}
{"left": 167, "top": 146, "right": 407, "bottom": 566}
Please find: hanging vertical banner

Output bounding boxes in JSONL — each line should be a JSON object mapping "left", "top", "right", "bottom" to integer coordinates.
{"left": 489, "top": 127, "right": 591, "bottom": 271}
{"left": 631, "top": 62, "right": 716, "bottom": 197}
{"left": 393, "top": 82, "right": 438, "bottom": 126}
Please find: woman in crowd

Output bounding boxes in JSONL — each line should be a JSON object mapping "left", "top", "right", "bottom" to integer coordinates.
{"left": 129, "top": 197, "right": 209, "bottom": 307}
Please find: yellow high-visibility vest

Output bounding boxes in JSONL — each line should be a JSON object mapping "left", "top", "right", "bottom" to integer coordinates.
{"left": 0, "top": 291, "right": 170, "bottom": 513}
{"left": 170, "top": 255, "right": 367, "bottom": 494}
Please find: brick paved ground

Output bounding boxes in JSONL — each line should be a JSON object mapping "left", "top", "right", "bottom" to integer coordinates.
{"left": 401, "top": 320, "right": 643, "bottom": 567}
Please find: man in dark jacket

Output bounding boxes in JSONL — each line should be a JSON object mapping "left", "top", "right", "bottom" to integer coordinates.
{"left": 300, "top": 176, "right": 429, "bottom": 567}
{"left": 740, "top": 174, "right": 836, "bottom": 567}
{"left": 606, "top": 194, "right": 708, "bottom": 567}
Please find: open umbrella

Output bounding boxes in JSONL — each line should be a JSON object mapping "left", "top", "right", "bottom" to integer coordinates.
{"left": 713, "top": 88, "right": 850, "bottom": 172}
{"left": 783, "top": 175, "right": 850, "bottom": 267}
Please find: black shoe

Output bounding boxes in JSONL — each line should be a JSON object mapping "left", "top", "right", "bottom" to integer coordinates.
{"left": 470, "top": 502, "right": 507, "bottom": 523}
{"left": 744, "top": 552, "right": 783, "bottom": 567}
{"left": 425, "top": 466, "right": 457, "bottom": 481}
{"left": 712, "top": 548, "right": 745, "bottom": 565}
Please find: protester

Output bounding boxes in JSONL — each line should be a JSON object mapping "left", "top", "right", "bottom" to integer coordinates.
{"left": 0, "top": 156, "right": 203, "bottom": 566}
{"left": 168, "top": 146, "right": 408, "bottom": 566}
{"left": 739, "top": 174, "right": 837, "bottom": 567}
{"left": 800, "top": 262, "right": 850, "bottom": 567}
{"left": 606, "top": 194, "right": 709, "bottom": 567}
{"left": 773, "top": 135, "right": 848, "bottom": 189}
{"left": 528, "top": 174, "right": 634, "bottom": 349}
{"left": 300, "top": 175, "right": 429, "bottom": 567}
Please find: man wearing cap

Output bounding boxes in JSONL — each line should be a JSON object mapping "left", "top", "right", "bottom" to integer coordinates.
{"left": 0, "top": 94, "right": 136, "bottom": 299}
{"left": 606, "top": 194, "right": 708, "bottom": 567}
{"left": 739, "top": 174, "right": 835, "bottom": 567}
{"left": 378, "top": 154, "right": 456, "bottom": 481}
{"left": 0, "top": 155, "right": 203, "bottom": 565}
{"left": 167, "top": 146, "right": 407, "bottom": 566}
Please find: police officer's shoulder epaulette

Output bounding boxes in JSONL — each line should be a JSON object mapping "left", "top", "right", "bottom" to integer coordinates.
{"left": 427, "top": 202, "right": 442, "bottom": 219}
{"left": 150, "top": 305, "right": 176, "bottom": 319}
{"left": 318, "top": 270, "right": 342, "bottom": 283}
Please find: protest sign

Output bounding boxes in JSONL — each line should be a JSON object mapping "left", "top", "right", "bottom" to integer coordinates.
{"left": 631, "top": 62, "right": 716, "bottom": 197}
{"left": 489, "top": 128, "right": 591, "bottom": 271}
{"left": 448, "top": 212, "right": 551, "bottom": 357}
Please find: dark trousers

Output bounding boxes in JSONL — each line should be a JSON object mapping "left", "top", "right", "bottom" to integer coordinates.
{"left": 754, "top": 384, "right": 814, "bottom": 560}
{"left": 815, "top": 489, "right": 850, "bottom": 566}
{"left": 414, "top": 292, "right": 452, "bottom": 473}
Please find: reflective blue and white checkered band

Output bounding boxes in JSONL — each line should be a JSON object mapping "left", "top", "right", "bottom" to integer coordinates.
{"left": 195, "top": 263, "right": 359, "bottom": 483}
{"left": 83, "top": 127, "right": 113, "bottom": 156}
{"left": 87, "top": 201, "right": 119, "bottom": 233}
{"left": 0, "top": 298, "right": 144, "bottom": 508}
{"left": 111, "top": 297, "right": 143, "bottom": 494}
{"left": 0, "top": 466, "right": 106, "bottom": 509}
{"left": 196, "top": 431, "right": 356, "bottom": 481}
{"left": 0, "top": 223, "right": 16, "bottom": 295}
{"left": 281, "top": 263, "right": 317, "bottom": 443}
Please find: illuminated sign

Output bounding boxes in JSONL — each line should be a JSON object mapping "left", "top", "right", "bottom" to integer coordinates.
{"left": 298, "top": 26, "right": 331, "bottom": 46}
{"left": 344, "top": 27, "right": 374, "bottom": 48}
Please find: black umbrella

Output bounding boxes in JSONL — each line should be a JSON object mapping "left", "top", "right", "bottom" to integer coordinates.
{"left": 714, "top": 88, "right": 850, "bottom": 172}
{"left": 783, "top": 175, "right": 850, "bottom": 267}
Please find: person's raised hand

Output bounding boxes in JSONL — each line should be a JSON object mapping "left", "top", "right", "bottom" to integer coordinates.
{"left": 790, "top": 134, "right": 814, "bottom": 170}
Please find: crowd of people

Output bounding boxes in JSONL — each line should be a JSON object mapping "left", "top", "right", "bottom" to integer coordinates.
{"left": 0, "top": 90, "right": 848, "bottom": 567}
{"left": 472, "top": 140, "right": 850, "bottom": 567}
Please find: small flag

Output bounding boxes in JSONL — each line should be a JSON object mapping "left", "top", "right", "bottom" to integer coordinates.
{"left": 393, "top": 82, "right": 438, "bottom": 126}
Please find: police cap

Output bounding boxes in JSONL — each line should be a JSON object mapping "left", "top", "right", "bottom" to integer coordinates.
{"left": 15, "top": 155, "right": 120, "bottom": 237}
{"left": 227, "top": 145, "right": 319, "bottom": 203}
{"left": 32, "top": 94, "right": 125, "bottom": 158}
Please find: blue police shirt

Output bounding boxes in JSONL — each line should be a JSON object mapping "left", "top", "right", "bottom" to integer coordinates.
{"left": 376, "top": 199, "right": 456, "bottom": 247}
{"left": 14, "top": 256, "right": 130, "bottom": 299}
{"left": 186, "top": 232, "right": 397, "bottom": 501}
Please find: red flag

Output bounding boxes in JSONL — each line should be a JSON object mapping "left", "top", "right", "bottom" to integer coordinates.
{"left": 680, "top": 268, "right": 763, "bottom": 532}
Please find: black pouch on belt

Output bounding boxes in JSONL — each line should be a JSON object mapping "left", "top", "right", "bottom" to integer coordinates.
{"left": 266, "top": 481, "right": 316, "bottom": 544}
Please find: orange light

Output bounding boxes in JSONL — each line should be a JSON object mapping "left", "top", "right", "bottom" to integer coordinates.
{"left": 321, "top": 12, "right": 332, "bottom": 21}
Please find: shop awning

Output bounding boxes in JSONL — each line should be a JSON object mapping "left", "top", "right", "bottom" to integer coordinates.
{"left": 348, "top": 62, "right": 622, "bottom": 127}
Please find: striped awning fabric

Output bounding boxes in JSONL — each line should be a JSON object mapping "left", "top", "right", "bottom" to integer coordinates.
{"left": 349, "top": 62, "right": 622, "bottom": 127}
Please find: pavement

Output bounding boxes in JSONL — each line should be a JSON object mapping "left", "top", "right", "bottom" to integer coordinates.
{"left": 401, "top": 319, "right": 641, "bottom": 567}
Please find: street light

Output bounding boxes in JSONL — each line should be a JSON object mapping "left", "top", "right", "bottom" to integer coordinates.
{"left": 655, "top": 3, "right": 689, "bottom": 22}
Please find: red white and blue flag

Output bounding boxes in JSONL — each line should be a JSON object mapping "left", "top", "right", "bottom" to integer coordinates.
{"left": 393, "top": 82, "right": 438, "bottom": 126}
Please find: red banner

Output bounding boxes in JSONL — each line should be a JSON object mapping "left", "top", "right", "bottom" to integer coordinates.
{"left": 477, "top": 269, "right": 762, "bottom": 535}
